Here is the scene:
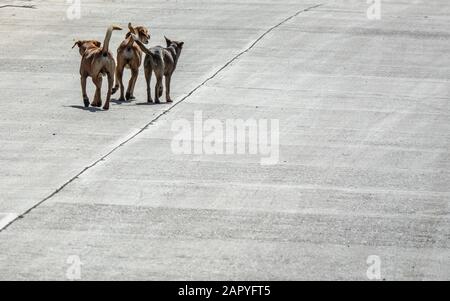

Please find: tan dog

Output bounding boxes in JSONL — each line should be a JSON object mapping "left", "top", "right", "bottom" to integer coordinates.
{"left": 112, "top": 23, "right": 150, "bottom": 101}
{"left": 72, "top": 25, "right": 122, "bottom": 110}
{"left": 131, "top": 34, "right": 184, "bottom": 103}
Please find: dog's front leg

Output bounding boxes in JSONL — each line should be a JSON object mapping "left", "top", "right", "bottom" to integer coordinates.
{"left": 81, "top": 75, "right": 89, "bottom": 107}
{"left": 165, "top": 75, "right": 173, "bottom": 103}
{"left": 154, "top": 71, "right": 163, "bottom": 104}
{"left": 103, "top": 72, "right": 113, "bottom": 110}
{"left": 91, "top": 76, "right": 103, "bottom": 107}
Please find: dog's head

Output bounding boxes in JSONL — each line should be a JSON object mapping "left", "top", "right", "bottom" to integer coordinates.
{"left": 126, "top": 23, "right": 150, "bottom": 45}
{"left": 72, "top": 40, "right": 101, "bottom": 56}
{"left": 164, "top": 36, "right": 184, "bottom": 54}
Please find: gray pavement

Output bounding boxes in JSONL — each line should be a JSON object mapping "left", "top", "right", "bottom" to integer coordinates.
{"left": 0, "top": 0, "right": 449, "bottom": 280}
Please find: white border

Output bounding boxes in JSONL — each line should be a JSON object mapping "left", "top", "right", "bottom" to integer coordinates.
{"left": 0, "top": 213, "right": 18, "bottom": 230}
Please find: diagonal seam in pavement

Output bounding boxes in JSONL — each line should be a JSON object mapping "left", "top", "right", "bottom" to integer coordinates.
{"left": 0, "top": 3, "right": 324, "bottom": 233}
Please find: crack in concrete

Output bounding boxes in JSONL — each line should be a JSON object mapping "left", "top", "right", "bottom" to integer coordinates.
{"left": 0, "top": 5, "right": 36, "bottom": 9}
{"left": 0, "top": 3, "right": 323, "bottom": 232}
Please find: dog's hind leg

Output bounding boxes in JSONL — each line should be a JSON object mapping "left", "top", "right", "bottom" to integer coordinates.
{"left": 144, "top": 66, "right": 153, "bottom": 103}
{"left": 115, "top": 63, "right": 126, "bottom": 101}
{"left": 154, "top": 72, "right": 163, "bottom": 104}
{"left": 91, "top": 76, "right": 103, "bottom": 107}
{"left": 126, "top": 68, "right": 138, "bottom": 101}
{"left": 130, "top": 69, "right": 139, "bottom": 100}
{"left": 103, "top": 72, "right": 113, "bottom": 110}
{"left": 81, "top": 74, "right": 89, "bottom": 107}
{"left": 165, "top": 75, "right": 172, "bottom": 103}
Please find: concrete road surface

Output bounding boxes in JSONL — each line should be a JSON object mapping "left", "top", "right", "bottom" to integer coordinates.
{"left": 0, "top": 0, "right": 449, "bottom": 280}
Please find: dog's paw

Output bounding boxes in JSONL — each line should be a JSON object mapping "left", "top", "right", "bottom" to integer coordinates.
{"left": 103, "top": 104, "right": 109, "bottom": 111}
{"left": 154, "top": 99, "right": 161, "bottom": 104}
{"left": 91, "top": 101, "right": 102, "bottom": 107}
{"left": 125, "top": 93, "right": 136, "bottom": 101}
{"left": 83, "top": 97, "right": 90, "bottom": 108}
{"left": 166, "top": 98, "right": 173, "bottom": 103}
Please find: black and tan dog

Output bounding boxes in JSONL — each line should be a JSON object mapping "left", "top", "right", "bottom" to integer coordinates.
{"left": 72, "top": 25, "right": 122, "bottom": 110}
{"left": 131, "top": 34, "right": 184, "bottom": 103}
{"left": 112, "top": 23, "right": 150, "bottom": 101}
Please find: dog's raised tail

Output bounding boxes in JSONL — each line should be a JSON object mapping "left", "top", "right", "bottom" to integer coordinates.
{"left": 102, "top": 25, "right": 122, "bottom": 55}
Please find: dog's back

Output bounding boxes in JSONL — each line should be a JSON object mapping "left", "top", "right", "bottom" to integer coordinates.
{"left": 117, "top": 38, "right": 142, "bottom": 68}
{"left": 83, "top": 49, "right": 115, "bottom": 76}
{"left": 143, "top": 46, "right": 164, "bottom": 73}
{"left": 144, "top": 46, "right": 181, "bottom": 76}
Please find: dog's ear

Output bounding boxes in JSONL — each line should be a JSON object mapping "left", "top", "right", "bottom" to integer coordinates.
{"left": 178, "top": 41, "right": 184, "bottom": 48}
{"left": 164, "top": 36, "right": 172, "bottom": 47}
{"left": 72, "top": 40, "right": 82, "bottom": 49}
{"left": 94, "top": 41, "right": 101, "bottom": 47}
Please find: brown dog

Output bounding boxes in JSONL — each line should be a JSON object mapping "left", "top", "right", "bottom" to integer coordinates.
{"left": 131, "top": 34, "right": 184, "bottom": 103}
{"left": 112, "top": 23, "right": 150, "bottom": 101}
{"left": 72, "top": 25, "right": 122, "bottom": 110}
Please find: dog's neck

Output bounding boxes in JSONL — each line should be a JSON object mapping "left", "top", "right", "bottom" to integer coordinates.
{"left": 167, "top": 44, "right": 182, "bottom": 67}
{"left": 80, "top": 42, "right": 100, "bottom": 56}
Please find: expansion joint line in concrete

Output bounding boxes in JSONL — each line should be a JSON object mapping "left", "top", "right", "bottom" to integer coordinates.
{"left": 0, "top": 3, "right": 323, "bottom": 232}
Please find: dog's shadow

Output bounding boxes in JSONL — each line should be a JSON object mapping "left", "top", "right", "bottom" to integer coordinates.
{"left": 110, "top": 99, "right": 154, "bottom": 105}
{"left": 110, "top": 98, "right": 127, "bottom": 105}
{"left": 65, "top": 105, "right": 103, "bottom": 112}
{"left": 65, "top": 100, "right": 166, "bottom": 111}
{"left": 135, "top": 101, "right": 165, "bottom": 106}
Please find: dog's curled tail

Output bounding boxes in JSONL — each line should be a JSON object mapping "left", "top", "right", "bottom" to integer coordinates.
{"left": 128, "top": 22, "right": 136, "bottom": 34}
{"left": 102, "top": 25, "right": 122, "bottom": 56}
{"left": 125, "top": 23, "right": 136, "bottom": 48}
{"left": 130, "top": 33, "right": 153, "bottom": 57}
